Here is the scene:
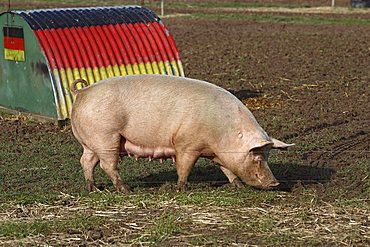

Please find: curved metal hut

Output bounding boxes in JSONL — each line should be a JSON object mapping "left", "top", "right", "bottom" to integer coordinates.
{"left": 0, "top": 6, "right": 184, "bottom": 120}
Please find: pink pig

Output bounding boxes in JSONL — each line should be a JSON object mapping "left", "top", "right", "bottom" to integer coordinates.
{"left": 71, "top": 74, "right": 293, "bottom": 192}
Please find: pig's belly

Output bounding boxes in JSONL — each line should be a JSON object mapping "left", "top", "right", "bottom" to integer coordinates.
{"left": 120, "top": 139, "right": 176, "bottom": 162}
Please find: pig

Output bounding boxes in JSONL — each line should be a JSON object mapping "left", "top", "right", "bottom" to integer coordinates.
{"left": 70, "top": 74, "right": 293, "bottom": 192}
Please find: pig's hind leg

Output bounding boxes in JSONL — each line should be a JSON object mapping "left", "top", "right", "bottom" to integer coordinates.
{"left": 95, "top": 134, "right": 131, "bottom": 193}
{"left": 80, "top": 146, "right": 99, "bottom": 192}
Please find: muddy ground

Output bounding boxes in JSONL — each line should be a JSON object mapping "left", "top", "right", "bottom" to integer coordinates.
{"left": 0, "top": 3, "right": 369, "bottom": 246}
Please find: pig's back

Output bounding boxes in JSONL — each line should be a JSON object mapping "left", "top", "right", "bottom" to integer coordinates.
{"left": 73, "top": 75, "right": 243, "bottom": 147}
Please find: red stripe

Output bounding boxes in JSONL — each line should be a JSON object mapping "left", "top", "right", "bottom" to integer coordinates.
{"left": 158, "top": 22, "right": 181, "bottom": 61}
{"left": 56, "top": 28, "right": 76, "bottom": 69}
{"left": 34, "top": 30, "right": 58, "bottom": 70}
{"left": 121, "top": 24, "right": 143, "bottom": 64}
{"left": 87, "top": 26, "right": 112, "bottom": 68}
{"left": 100, "top": 25, "right": 122, "bottom": 67}
{"left": 4, "top": 37, "right": 24, "bottom": 51}
{"left": 136, "top": 23, "right": 156, "bottom": 63}
{"left": 116, "top": 24, "right": 138, "bottom": 66}
{"left": 152, "top": 22, "right": 175, "bottom": 62}
{"left": 75, "top": 27, "right": 98, "bottom": 69}
{"left": 108, "top": 24, "right": 131, "bottom": 66}
{"left": 147, "top": 23, "right": 169, "bottom": 63}
{"left": 50, "top": 29, "right": 71, "bottom": 69}
{"left": 127, "top": 24, "right": 149, "bottom": 64}
{"left": 42, "top": 29, "right": 64, "bottom": 70}
{"left": 82, "top": 26, "right": 105, "bottom": 69}
{"left": 60, "top": 27, "right": 85, "bottom": 69}
{"left": 139, "top": 23, "right": 163, "bottom": 64}
{"left": 68, "top": 27, "right": 92, "bottom": 69}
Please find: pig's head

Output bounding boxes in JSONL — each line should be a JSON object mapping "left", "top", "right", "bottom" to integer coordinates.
{"left": 223, "top": 137, "right": 294, "bottom": 190}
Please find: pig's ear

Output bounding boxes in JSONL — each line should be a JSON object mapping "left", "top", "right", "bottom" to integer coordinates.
{"left": 248, "top": 139, "right": 272, "bottom": 152}
{"left": 271, "top": 138, "right": 294, "bottom": 150}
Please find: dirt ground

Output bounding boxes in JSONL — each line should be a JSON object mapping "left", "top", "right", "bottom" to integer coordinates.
{"left": 0, "top": 3, "right": 369, "bottom": 246}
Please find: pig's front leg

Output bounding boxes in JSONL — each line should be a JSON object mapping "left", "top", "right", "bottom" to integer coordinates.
{"left": 175, "top": 151, "right": 199, "bottom": 192}
{"left": 220, "top": 166, "right": 244, "bottom": 188}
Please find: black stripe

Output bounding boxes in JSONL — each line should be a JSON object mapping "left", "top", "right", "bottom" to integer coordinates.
{"left": 3, "top": 27, "right": 24, "bottom": 38}
{"left": 18, "top": 6, "right": 157, "bottom": 29}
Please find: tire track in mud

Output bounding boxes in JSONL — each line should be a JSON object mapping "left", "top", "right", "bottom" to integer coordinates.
{"left": 307, "top": 130, "right": 369, "bottom": 167}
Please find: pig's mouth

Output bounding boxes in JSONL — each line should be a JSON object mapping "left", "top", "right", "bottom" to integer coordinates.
{"left": 256, "top": 181, "right": 280, "bottom": 190}
{"left": 243, "top": 174, "right": 280, "bottom": 190}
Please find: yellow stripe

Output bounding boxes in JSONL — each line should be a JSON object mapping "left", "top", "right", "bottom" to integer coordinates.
{"left": 164, "top": 61, "right": 173, "bottom": 75}
{"left": 145, "top": 62, "right": 153, "bottom": 74}
{"left": 77, "top": 68, "right": 89, "bottom": 85}
{"left": 66, "top": 68, "right": 76, "bottom": 100}
{"left": 151, "top": 62, "right": 160, "bottom": 74}
{"left": 106, "top": 65, "right": 115, "bottom": 78}
{"left": 170, "top": 61, "right": 179, "bottom": 76}
{"left": 119, "top": 65, "right": 128, "bottom": 76}
{"left": 132, "top": 64, "right": 141, "bottom": 74}
{"left": 99, "top": 67, "right": 108, "bottom": 80}
{"left": 138, "top": 63, "right": 147, "bottom": 74}
{"left": 86, "top": 68, "right": 95, "bottom": 84}
{"left": 73, "top": 68, "right": 81, "bottom": 81}
{"left": 66, "top": 68, "right": 74, "bottom": 84}
{"left": 4, "top": 48, "right": 25, "bottom": 61}
{"left": 158, "top": 61, "right": 166, "bottom": 75}
{"left": 92, "top": 67, "right": 101, "bottom": 82}
{"left": 177, "top": 60, "right": 185, "bottom": 77}
{"left": 112, "top": 64, "right": 121, "bottom": 77}
{"left": 125, "top": 64, "right": 134, "bottom": 75}
{"left": 52, "top": 69, "right": 68, "bottom": 119}
{"left": 58, "top": 68, "right": 73, "bottom": 118}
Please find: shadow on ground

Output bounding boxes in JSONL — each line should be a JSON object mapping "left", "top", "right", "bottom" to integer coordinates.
{"left": 139, "top": 163, "right": 336, "bottom": 192}
{"left": 227, "top": 89, "right": 262, "bottom": 100}
{"left": 271, "top": 163, "right": 336, "bottom": 191}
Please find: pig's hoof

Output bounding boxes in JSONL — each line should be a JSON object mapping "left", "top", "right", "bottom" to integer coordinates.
{"left": 117, "top": 184, "right": 131, "bottom": 193}
{"left": 86, "top": 182, "right": 100, "bottom": 192}
{"left": 231, "top": 178, "right": 244, "bottom": 188}
{"left": 176, "top": 181, "right": 187, "bottom": 192}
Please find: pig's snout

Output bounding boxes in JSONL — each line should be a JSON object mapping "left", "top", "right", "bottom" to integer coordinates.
{"left": 265, "top": 179, "right": 280, "bottom": 189}
{"left": 239, "top": 164, "right": 280, "bottom": 190}
{"left": 256, "top": 174, "right": 280, "bottom": 190}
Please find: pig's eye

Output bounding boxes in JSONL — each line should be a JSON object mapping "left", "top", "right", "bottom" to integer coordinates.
{"left": 254, "top": 155, "right": 263, "bottom": 162}
{"left": 238, "top": 132, "right": 243, "bottom": 139}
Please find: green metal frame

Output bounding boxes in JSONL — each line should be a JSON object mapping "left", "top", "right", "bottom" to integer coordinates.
{"left": 0, "top": 12, "right": 57, "bottom": 119}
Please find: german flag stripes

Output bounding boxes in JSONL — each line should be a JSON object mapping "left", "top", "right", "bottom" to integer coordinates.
{"left": 3, "top": 27, "right": 25, "bottom": 61}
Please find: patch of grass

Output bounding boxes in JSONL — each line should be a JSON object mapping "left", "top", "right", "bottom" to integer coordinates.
{"left": 188, "top": 235, "right": 224, "bottom": 246}
{"left": 0, "top": 192, "right": 59, "bottom": 205}
{"left": 65, "top": 214, "right": 103, "bottom": 233}
{"left": 174, "top": 187, "right": 278, "bottom": 207}
{"left": 0, "top": 109, "right": 14, "bottom": 118}
{"left": 0, "top": 215, "right": 103, "bottom": 239}
{"left": 262, "top": 233, "right": 299, "bottom": 245}
{"left": 328, "top": 159, "right": 370, "bottom": 206}
{"left": 255, "top": 217, "right": 275, "bottom": 232}
{"left": 0, "top": 220, "right": 51, "bottom": 238}
{"left": 164, "top": 2, "right": 303, "bottom": 9}
{"left": 188, "top": 13, "right": 370, "bottom": 26}
{"left": 81, "top": 186, "right": 280, "bottom": 211}
{"left": 147, "top": 212, "right": 183, "bottom": 244}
